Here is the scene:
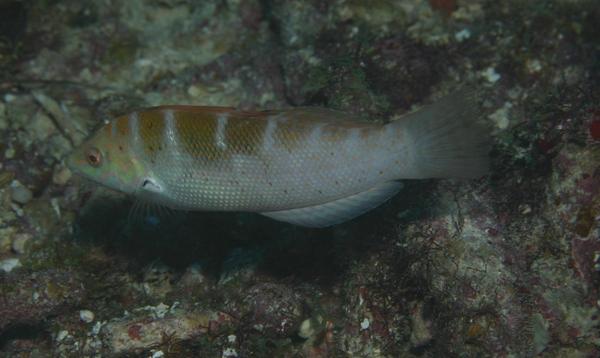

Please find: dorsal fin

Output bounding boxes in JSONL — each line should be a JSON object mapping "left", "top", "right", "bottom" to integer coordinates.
{"left": 147, "top": 105, "right": 240, "bottom": 114}
{"left": 265, "top": 107, "right": 373, "bottom": 124}
{"left": 139, "top": 106, "right": 378, "bottom": 125}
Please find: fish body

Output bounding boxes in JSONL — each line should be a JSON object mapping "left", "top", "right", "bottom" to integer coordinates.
{"left": 68, "top": 91, "right": 489, "bottom": 227}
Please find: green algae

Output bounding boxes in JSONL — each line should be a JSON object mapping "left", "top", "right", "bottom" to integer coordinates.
{"left": 67, "top": 6, "right": 99, "bottom": 28}
{"left": 0, "top": 171, "right": 14, "bottom": 188}
{"left": 531, "top": 313, "right": 550, "bottom": 355}
{"left": 303, "top": 55, "right": 391, "bottom": 115}
{"left": 21, "top": 239, "right": 89, "bottom": 271}
{"left": 0, "top": 0, "right": 27, "bottom": 69}
{"left": 102, "top": 34, "right": 140, "bottom": 67}
{"left": 574, "top": 205, "right": 596, "bottom": 237}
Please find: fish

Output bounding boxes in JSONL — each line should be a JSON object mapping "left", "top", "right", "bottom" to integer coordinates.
{"left": 67, "top": 90, "right": 489, "bottom": 228}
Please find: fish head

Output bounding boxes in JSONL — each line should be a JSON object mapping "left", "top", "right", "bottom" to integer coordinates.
{"left": 67, "top": 117, "right": 145, "bottom": 195}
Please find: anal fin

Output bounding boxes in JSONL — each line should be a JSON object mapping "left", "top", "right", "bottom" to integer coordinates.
{"left": 261, "top": 181, "right": 403, "bottom": 228}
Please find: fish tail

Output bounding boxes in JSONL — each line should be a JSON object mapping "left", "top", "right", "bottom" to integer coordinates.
{"left": 390, "top": 88, "right": 491, "bottom": 179}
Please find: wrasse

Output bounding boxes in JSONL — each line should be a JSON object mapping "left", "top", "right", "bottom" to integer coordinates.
{"left": 67, "top": 91, "right": 489, "bottom": 227}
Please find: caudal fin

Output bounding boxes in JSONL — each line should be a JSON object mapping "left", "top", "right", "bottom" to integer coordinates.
{"left": 390, "top": 88, "right": 491, "bottom": 179}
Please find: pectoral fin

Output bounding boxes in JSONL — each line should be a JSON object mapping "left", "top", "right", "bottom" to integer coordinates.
{"left": 261, "top": 181, "right": 403, "bottom": 228}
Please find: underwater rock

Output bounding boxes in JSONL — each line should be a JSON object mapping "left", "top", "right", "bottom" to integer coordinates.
{"left": 52, "top": 166, "right": 72, "bottom": 186}
{"left": 140, "top": 262, "right": 175, "bottom": 299}
{"left": 79, "top": 309, "right": 95, "bottom": 323}
{"left": 100, "top": 305, "right": 234, "bottom": 355}
{"left": 240, "top": 282, "right": 304, "bottom": 338}
{"left": 29, "top": 111, "right": 57, "bottom": 142}
{"left": 0, "top": 270, "right": 85, "bottom": 330}
{"left": 178, "top": 263, "right": 206, "bottom": 287}
{"left": 0, "top": 102, "right": 7, "bottom": 130}
{"left": 9, "top": 180, "right": 32, "bottom": 205}
{"left": 267, "top": 0, "right": 328, "bottom": 48}
{"left": 0, "top": 231, "right": 12, "bottom": 254}
{"left": 31, "top": 92, "right": 86, "bottom": 146}
{"left": 0, "top": 257, "right": 21, "bottom": 272}
{"left": 409, "top": 301, "right": 433, "bottom": 348}
{"left": 10, "top": 232, "right": 31, "bottom": 254}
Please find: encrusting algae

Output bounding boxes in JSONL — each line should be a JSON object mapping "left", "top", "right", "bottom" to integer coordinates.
{"left": 67, "top": 89, "right": 489, "bottom": 227}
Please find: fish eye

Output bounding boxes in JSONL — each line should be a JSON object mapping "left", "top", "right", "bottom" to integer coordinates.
{"left": 86, "top": 147, "right": 103, "bottom": 167}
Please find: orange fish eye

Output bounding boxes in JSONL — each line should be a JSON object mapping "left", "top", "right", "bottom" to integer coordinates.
{"left": 86, "top": 147, "right": 103, "bottom": 167}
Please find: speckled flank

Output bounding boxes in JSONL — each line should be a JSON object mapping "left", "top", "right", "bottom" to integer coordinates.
{"left": 119, "top": 107, "right": 387, "bottom": 210}
{"left": 130, "top": 107, "right": 383, "bottom": 166}
{"left": 215, "top": 113, "right": 228, "bottom": 150}
{"left": 305, "top": 122, "right": 324, "bottom": 145}
{"left": 115, "top": 114, "right": 130, "bottom": 136}
{"left": 223, "top": 113, "right": 267, "bottom": 156}
{"left": 85, "top": 105, "right": 419, "bottom": 213}
{"left": 169, "top": 109, "right": 274, "bottom": 160}
{"left": 172, "top": 109, "right": 220, "bottom": 160}
{"left": 82, "top": 99, "right": 488, "bottom": 214}
{"left": 163, "top": 109, "right": 178, "bottom": 149}
{"left": 321, "top": 123, "right": 348, "bottom": 142}
{"left": 137, "top": 109, "right": 165, "bottom": 160}
{"left": 129, "top": 111, "right": 141, "bottom": 153}
{"left": 262, "top": 116, "right": 278, "bottom": 151}
{"left": 271, "top": 113, "right": 314, "bottom": 153}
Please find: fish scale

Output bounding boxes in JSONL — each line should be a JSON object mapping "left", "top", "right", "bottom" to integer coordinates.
{"left": 68, "top": 90, "right": 490, "bottom": 227}
{"left": 133, "top": 107, "right": 387, "bottom": 211}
